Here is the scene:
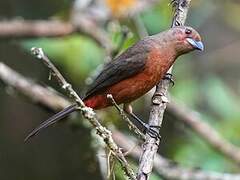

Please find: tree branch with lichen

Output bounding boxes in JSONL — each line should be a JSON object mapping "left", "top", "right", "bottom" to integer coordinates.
{"left": 29, "top": 48, "right": 136, "bottom": 180}
{"left": 137, "top": 0, "right": 192, "bottom": 179}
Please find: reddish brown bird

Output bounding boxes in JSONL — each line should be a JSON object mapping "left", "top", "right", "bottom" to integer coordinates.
{"left": 25, "top": 26, "right": 204, "bottom": 141}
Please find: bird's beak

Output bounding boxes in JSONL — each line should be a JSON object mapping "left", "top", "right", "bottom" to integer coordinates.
{"left": 186, "top": 38, "right": 204, "bottom": 51}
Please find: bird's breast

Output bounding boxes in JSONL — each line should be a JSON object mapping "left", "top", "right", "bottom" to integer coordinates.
{"left": 104, "top": 47, "right": 176, "bottom": 104}
{"left": 143, "top": 46, "right": 175, "bottom": 85}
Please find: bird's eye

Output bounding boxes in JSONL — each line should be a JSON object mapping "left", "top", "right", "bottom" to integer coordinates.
{"left": 185, "top": 28, "right": 192, "bottom": 34}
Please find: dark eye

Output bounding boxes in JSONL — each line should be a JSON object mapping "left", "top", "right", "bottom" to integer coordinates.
{"left": 185, "top": 28, "right": 192, "bottom": 34}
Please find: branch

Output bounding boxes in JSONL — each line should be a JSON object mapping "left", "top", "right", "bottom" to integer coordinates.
{"left": 30, "top": 48, "right": 136, "bottom": 180}
{"left": 0, "top": 19, "right": 112, "bottom": 51}
{"left": 107, "top": 94, "right": 146, "bottom": 141}
{"left": 0, "top": 63, "right": 70, "bottom": 111}
{"left": 168, "top": 99, "right": 240, "bottom": 165}
{"left": 0, "top": 0, "right": 163, "bottom": 55}
{"left": 137, "top": 0, "right": 192, "bottom": 179}
{"left": 113, "top": 130, "right": 240, "bottom": 180}
{"left": 1, "top": 63, "right": 240, "bottom": 180}
{"left": 0, "top": 20, "right": 74, "bottom": 38}
{"left": 0, "top": 0, "right": 160, "bottom": 52}
{"left": 31, "top": 47, "right": 83, "bottom": 106}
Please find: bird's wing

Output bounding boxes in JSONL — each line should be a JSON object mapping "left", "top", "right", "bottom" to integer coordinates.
{"left": 84, "top": 38, "right": 152, "bottom": 99}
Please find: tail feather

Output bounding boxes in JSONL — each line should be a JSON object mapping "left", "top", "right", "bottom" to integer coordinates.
{"left": 25, "top": 104, "right": 78, "bottom": 142}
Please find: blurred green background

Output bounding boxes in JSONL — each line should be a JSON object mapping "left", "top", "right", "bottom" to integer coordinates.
{"left": 1, "top": 0, "right": 240, "bottom": 179}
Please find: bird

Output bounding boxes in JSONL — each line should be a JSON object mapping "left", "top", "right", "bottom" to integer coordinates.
{"left": 25, "top": 26, "right": 204, "bottom": 141}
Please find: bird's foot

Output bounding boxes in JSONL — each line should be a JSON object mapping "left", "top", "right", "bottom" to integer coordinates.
{"left": 143, "top": 124, "right": 161, "bottom": 140}
{"left": 127, "top": 111, "right": 161, "bottom": 140}
{"left": 163, "top": 73, "right": 175, "bottom": 86}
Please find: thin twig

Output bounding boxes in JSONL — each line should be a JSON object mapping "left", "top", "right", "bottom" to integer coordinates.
{"left": 0, "top": 1, "right": 160, "bottom": 51}
{"left": 0, "top": 19, "right": 112, "bottom": 50}
{"left": 137, "top": 1, "right": 192, "bottom": 179}
{"left": 0, "top": 62, "right": 70, "bottom": 111}
{"left": 0, "top": 20, "right": 74, "bottom": 37}
{"left": 1, "top": 63, "right": 240, "bottom": 179}
{"left": 31, "top": 47, "right": 83, "bottom": 106}
{"left": 111, "top": 25, "right": 131, "bottom": 58}
{"left": 133, "top": 15, "right": 148, "bottom": 39}
{"left": 113, "top": 130, "right": 240, "bottom": 180}
{"left": 30, "top": 48, "right": 136, "bottom": 180}
{"left": 107, "top": 94, "right": 146, "bottom": 141}
{"left": 107, "top": 150, "right": 113, "bottom": 179}
{"left": 168, "top": 99, "right": 240, "bottom": 165}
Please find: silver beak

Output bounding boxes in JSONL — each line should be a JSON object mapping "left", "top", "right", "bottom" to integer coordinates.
{"left": 186, "top": 38, "right": 204, "bottom": 51}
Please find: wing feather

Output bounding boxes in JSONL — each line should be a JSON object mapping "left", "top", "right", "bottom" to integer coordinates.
{"left": 84, "top": 38, "right": 152, "bottom": 99}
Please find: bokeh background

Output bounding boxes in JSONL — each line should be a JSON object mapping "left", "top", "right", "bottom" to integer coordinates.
{"left": 0, "top": 0, "right": 240, "bottom": 179}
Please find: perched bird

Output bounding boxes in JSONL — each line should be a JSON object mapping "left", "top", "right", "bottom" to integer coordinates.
{"left": 25, "top": 26, "right": 204, "bottom": 141}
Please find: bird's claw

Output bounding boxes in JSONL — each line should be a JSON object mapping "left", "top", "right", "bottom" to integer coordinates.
{"left": 144, "top": 125, "right": 161, "bottom": 140}
{"left": 127, "top": 111, "right": 161, "bottom": 140}
{"left": 163, "top": 73, "right": 175, "bottom": 86}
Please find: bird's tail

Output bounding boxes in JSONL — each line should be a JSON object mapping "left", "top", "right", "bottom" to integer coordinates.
{"left": 24, "top": 104, "right": 78, "bottom": 142}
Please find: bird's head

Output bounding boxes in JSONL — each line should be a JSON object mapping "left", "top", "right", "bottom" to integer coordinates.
{"left": 170, "top": 26, "right": 204, "bottom": 55}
